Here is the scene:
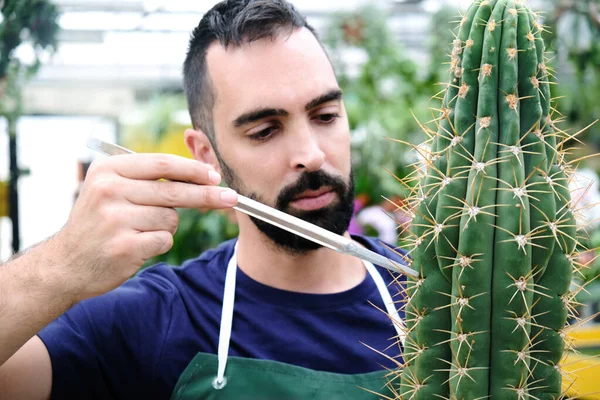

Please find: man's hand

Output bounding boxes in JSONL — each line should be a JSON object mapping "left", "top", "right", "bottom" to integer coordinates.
{"left": 50, "top": 153, "right": 238, "bottom": 303}
{"left": 0, "top": 153, "right": 238, "bottom": 384}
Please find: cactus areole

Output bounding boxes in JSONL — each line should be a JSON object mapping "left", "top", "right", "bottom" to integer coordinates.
{"left": 398, "top": 1, "right": 578, "bottom": 399}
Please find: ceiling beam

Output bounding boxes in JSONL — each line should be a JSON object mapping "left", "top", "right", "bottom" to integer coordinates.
{"left": 54, "top": 0, "right": 145, "bottom": 12}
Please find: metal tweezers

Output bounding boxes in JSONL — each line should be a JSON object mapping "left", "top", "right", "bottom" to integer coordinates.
{"left": 87, "top": 138, "right": 417, "bottom": 277}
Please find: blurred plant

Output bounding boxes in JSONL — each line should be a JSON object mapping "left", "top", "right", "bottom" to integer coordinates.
{"left": 323, "top": 4, "right": 433, "bottom": 204}
{"left": 122, "top": 93, "right": 189, "bottom": 150}
{"left": 0, "top": 0, "right": 60, "bottom": 253}
{"left": 143, "top": 208, "right": 239, "bottom": 268}
{"left": 425, "top": 6, "right": 463, "bottom": 86}
{"left": 569, "top": 168, "right": 600, "bottom": 284}
{"left": 0, "top": 1, "right": 59, "bottom": 80}
{"left": 541, "top": 0, "right": 600, "bottom": 150}
{"left": 536, "top": 0, "right": 600, "bottom": 311}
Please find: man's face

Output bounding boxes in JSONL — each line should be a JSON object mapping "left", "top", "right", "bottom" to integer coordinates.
{"left": 205, "top": 28, "right": 354, "bottom": 252}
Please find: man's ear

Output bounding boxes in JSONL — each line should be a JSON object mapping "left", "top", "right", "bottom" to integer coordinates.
{"left": 184, "top": 128, "right": 220, "bottom": 172}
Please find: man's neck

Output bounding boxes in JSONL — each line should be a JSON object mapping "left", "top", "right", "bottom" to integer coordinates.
{"left": 235, "top": 220, "right": 367, "bottom": 294}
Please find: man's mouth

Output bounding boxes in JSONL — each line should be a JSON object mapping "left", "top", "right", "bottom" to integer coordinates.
{"left": 289, "top": 188, "right": 335, "bottom": 211}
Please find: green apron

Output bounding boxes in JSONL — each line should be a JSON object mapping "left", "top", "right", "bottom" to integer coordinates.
{"left": 171, "top": 244, "right": 405, "bottom": 399}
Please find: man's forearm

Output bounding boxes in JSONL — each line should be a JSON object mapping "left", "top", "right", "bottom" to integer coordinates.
{"left": 0, "top": 240, "right": 75, "bottom": 366}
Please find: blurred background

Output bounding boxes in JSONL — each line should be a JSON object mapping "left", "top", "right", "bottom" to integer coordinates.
{"left": 1, "top": 0, "right": 600, "bottom": 394}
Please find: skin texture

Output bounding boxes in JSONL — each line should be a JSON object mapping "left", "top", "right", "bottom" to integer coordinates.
{"left": 0, "top": 27, "right": 367, "bottom": 398}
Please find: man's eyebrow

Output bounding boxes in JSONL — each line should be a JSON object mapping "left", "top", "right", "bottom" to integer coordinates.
{"left": 231, "top": 89, "right": 343, "bottom": 128}
{"left": 233, "top": 108, "right": 288, "bottom": 128}
{"left": 304, "top": 89, "right": 343, "bottom": 111}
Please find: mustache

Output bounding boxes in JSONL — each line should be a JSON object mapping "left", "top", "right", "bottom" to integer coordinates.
{"left": 276, "top": 170, "right": 348, "bottom": 209}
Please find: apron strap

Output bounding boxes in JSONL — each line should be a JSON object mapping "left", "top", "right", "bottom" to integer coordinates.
{"left": 213, "top": 241, "right": 405, "bottom": 390}
{"left": 363, "top": 261, "right": 406, "bottom": 345}
{"left": 213, "top": 243, "right": 238, "bottom": 390}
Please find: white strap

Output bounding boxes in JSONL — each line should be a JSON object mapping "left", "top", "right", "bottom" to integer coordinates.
{"left": 364, "top": 260, "right": 406, "bottom": 346}
{"left": 213, "top": 242, "right": 405, "bottom": 389}
{"left": 213, "top": 244, "right": 238, "bottom": 390}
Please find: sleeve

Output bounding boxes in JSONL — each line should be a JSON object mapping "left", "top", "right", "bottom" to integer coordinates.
{"left": 36, "top": 264, "right": 179, "bottom": 399}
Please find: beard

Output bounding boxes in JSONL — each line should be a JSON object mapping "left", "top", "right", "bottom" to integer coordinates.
{"left": 216, "top": 155, "right": 355, "bottom": 254}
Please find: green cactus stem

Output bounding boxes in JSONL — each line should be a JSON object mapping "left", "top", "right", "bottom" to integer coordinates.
{"left": 396, "top": 0, "right": 585, "bottom": 398}
{"left": 397, "top": 4, "right": 479, "bottom": 399}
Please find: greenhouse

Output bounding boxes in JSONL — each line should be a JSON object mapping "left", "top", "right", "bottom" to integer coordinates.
{"left": 1, "top": 0, "right": 599, "bottom": 398}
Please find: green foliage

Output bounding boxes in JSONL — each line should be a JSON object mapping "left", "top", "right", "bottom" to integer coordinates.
{"left": 323, "top": 4, "right": 433, "bottom": 203}
{"left": 426, "top": 6, "right": 464, "bottom": 86}
{"left": 0, "top": 0, "right": 60, "bottom": 117}
{"left": 141, "top": 93, "right": 188, "bottom": 143}
{"left": 0, "top": 0, "right": 60, "bottom": 78}
{"left": 540, "top": 0, "right": 600, "bottom": 149}
{"left": 143, "top": 208, "right": 239, "bottom": 268}
{"left": 579, "top": 229, "right": 600, "bottom": 283}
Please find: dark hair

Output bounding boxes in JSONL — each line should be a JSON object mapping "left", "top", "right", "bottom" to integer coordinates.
{"left": 183, "top": 0, "right": 319, "bottom": 145}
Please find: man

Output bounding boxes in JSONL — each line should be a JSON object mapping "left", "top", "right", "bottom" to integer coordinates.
{"left": 0, "top": 0, "right": 407, "bottom": 398}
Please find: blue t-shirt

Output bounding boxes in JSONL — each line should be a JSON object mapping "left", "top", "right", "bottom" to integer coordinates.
{"left": 37, "top": 235, "right": 407, "bottom": 399}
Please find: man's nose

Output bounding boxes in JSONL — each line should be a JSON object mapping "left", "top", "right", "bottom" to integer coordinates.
{"left": 288, "top": 126, "right": 326, "bottom": 172}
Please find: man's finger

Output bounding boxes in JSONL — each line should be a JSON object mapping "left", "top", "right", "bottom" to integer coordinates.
{"left": 126, "top": 206, "right": 180, "bottom": 235}
{"left": 122, "top": 179, "right": 238, "bottom": 209}
{"left": 104, "top": 153, "right": 221, "bottom": 186}
{"left": 133, "top": 230, "right": 174, "bottom": 261}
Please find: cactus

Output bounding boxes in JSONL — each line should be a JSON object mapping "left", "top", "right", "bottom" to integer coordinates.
{"left": 392, "top": 0, "right": 595, "bottom": 398}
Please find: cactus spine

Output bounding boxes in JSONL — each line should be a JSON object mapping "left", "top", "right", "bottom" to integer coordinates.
{"left": 395, "top": 1, "right": 586, "bottom": 398}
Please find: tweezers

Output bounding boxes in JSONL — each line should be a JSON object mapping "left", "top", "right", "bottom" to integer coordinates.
{"left": 86, "top": 138, "right": 417, "bottom": 277}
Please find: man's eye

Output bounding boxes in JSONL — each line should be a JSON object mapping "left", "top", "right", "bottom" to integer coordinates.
{"left": 315, "top": 113, "right": 340, "bottom": 124}
{"left": 248, "top": 126, "right": 278, "bottom": 141}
